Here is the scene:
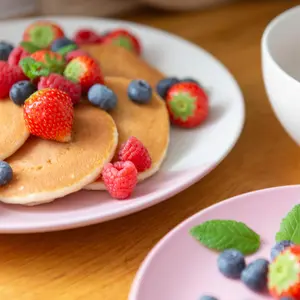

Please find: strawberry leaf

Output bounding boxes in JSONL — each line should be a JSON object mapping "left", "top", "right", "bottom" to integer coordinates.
{"left": 20, "top": 41, "right": 41, "bottom": 54}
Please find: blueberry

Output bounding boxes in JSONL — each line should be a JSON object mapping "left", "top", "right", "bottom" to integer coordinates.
{"left": 199, "top": 296, "right": 218, "bottom": 300}
{"left": 0, "top": 41, "right": 14, "bottom": 61}
{"left": 128, "top": 80, "right": 152, "bottom": 104}
{"left": 217, "top": 249, "right": 246, "bottom": 279}
{"left": 271, "top": 240, "right": 294, "bottom": 261}
{"left": 9, "top": 81, "right": 36, "bottom": 106}
{"left": 88, "top": 84, "right": 117, "bottom": 111}
{"left": 51, "top": 37, "right": 77, "bottom": 52}
{"left": 156, "top": 77, "right": 180, "bottom": 99}
{"left": 241, "top": 258, "right": 269, "bottom": 292}
{"left": 181, "top": 77, "right": 201, "bottom": 86}
{"left": 0, "top": 161, "right": 13, "bottom": 186}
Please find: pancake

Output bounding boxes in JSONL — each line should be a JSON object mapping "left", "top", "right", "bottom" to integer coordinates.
{"left": 0, "top": 104, "right": 118, "bottom": 205}
{"left": 0, "top": 99, "right": 30, "bottom": 160}
{"left": 85, "top": 77, "right": 170, "bottom": 190}
{"left": 81, "top": 43, "right": 165, "bottom": 87}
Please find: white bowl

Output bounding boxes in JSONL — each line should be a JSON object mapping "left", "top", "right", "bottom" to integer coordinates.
{"left": 262, "top": 5, "right": 300, "bottom": 145}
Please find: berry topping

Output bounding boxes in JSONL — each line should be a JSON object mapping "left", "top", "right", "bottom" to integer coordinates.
{"left": 102, "top": 161, "right": 138, "bottom": 200}
{"left": 217, "top": 249, "right": 246, "bottom": 279}
{"left": 66, "top": 49, "right": 91, "bottom": 63}
{"left": 0, "top": 161, "right": 13, "bottom": 186}
{"left": 23, "top": 88, "right": 74, "bottom": 142}
{"left": 38, "top": 74, "right": 81, "bottom": 105}
{"left": 87, "top": 84, "right": 117, "bottom": 111}
{"left": 271, "top": 240, "right": 295, "bottom": 261}
{"left": 166, "top": 82, "right": 209, "bottom": 128}
{"left": 156, "top": 77, "right": 180, "bottom": 99}
{"left": 64, "top": 56, "right": 104, "bottom": 93}
{"left": 51, "top": 37, "right": 77, "bottom": 53}
{"left": 9, "top": 80, "right": 36, "bottom": 106}
{"left": 73, "top": 29, "right": 103, "bottom": 45}
{"left": 119, "top": 136, "right": 152, "bottom": 172}
{"left": 128, "top": 79, "right": 152, "bottom": 104}
{"left": 23, "top": 21, "right": 64, "bottom": 49}
{"left": 30, "top": 50, "right": 65, "bottom": 73}
{"left": 241, "top": 258, "right": 269, "bottom": 292}
{"left": 199, "top": 296, "right": 218, "bottom": 300}
{"left": 7, "top": 46, "right": 30, "bottom": 66}
{"left": 0, "top": 41, "right": 14, "bottom": 61}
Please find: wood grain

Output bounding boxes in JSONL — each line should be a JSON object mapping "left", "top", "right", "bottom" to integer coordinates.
{"left": 2, "top": 1, "right": 300, "bottom": 299}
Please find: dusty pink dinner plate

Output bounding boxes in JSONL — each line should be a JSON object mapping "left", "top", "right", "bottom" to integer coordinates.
{"left": 129, "top": 185, "right": 300, "bottom": 300}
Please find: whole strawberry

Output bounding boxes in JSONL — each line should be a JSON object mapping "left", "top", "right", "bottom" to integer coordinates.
{"left": 103, "top": 29, "right": 141, "bottom": 55}
{"left": 38, "top": 74, "right": 81, "bottom": 105}
{"left": 66, "top": 49, "right": 91, "bottom": 63}
{"left": 268, "top": 245, "right": 300, "bottom": 299}
{"left": 23, "top": 21, "right": 64, "bottom": 49}
{"left": 31, "top": 50, "right": 65, "bottom": 74}
{"left": 102, "top": 161, "right": 138, "bottom": 200}
{"left": 166, "top": 82, "right": 209, "bottom": 128}
{"left": 73, "top": 29, "right": 103, "bottom": 45}
{"left": 23, "top": 88, "right": 74, "bottom": 142}
{"left": 64, "top": 56, "right": 104, "bottom": 93}
{"left": 7, "top": 46, "right": 30, "bottom": 66}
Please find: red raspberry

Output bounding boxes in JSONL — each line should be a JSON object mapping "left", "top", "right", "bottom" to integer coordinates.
{"left": 8, "top": 46, "right": 30, "bottom": 66}
{"left": 102, "top": 161, "right": 138, "bottom": 200}
{"left": 119, "top": 137, "right": 152, "bottom": 172}
{"left": 73, "top": 29, "right": 103, "bottom": 45}
{"left": 38, "top": 74, "right": 82, "bottom": 105}
{"left": 0, "top": 62, "right": 27, "bottom": 99}
{"left": 66, "top": 49, "right": 91, "bottom": 63}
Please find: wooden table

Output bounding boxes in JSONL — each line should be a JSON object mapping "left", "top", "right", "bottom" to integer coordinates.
{"left": 2, "top": 1, "right": 300, "bottom": 299}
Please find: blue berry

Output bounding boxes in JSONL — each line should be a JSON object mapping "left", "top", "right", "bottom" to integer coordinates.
{"left": 199, "top": 296, "right": 218, "bottom": 300}
{"left": 217, "top": 249, "right": 246, "bottom": 279}
{"left": 9, "top": 81, "right": 36, "bottom": 106}
{"left": 271, "top": 240, "right": 294, "bottom": 261}
{"left": 88, "top": 84, "right": 117, "bottom": 111}
{"left": 128, "top": 80, "right": 152, "bottom": 104}
{"left": 0, "top": 161, "right": 13, "bottom": 186}
{"left": 181, "top": 77, "right": 201, "bottom": 86}
{"left": 0, "top": 41, "right": 14, "bottom": 61}
{"left": 156, "top": 77, "right": 179, "bottom": 99}
{"left": 241, "top": 258, "right": 269, "bottom": 292}
{"left": 51, "top": 37, "right": 77, "bottom": 52}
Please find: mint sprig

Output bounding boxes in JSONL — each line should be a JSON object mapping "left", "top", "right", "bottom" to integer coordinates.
{"left": 44, "top": 53, "right": 65, "bottom": 74}
{"left": 57, "top": 44, "right": 78, "bottom": 56}
{"left": 276, "top": 204, "right": 300, "bottom": 244}
{"left": 190, "top": 220, "right": 260, "bottom": 255}
{"left": 19, "top": 57, "right": 50, "bottom": 80}
{"left": 20, "top": 41, "right": 41, "bottom": 54}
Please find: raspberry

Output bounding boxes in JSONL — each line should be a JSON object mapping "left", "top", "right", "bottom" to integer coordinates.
{"left": 102, "top": 161, "right": 137, "bottom": 200}
{"left": 73, "top": 29, "right": 103, "bottom": 45}
{"left": 0, "top": 62, "right": 26, "bottom": 99}
{"left": 8, "top": 46, "right": 30, "bottom": 66}
{"left": 38, "top": 74, "right": 81, "bottom": 105}
{"left": 119, "top": 137, "right": 152, "bottom": 172}
{"left": 66, "top": 49, "right": 91, "bottom": 63}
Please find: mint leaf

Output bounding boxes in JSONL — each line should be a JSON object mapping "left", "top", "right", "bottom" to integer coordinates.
{"left": 20, "top": 41, "right": 41, "bottom": 54}
{"left": 275, "top": 204, "right": 300, "bottom": 244}
{"left": 57, "top": 44, "right": 77, "bottom": 56}
{"left": 190, "top": 220, "right": 260, "bottom": 255}
{"left": 19, "top": 57, "right": 50, "bottom": 80}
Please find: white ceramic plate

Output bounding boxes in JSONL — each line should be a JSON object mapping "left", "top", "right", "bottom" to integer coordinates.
{"left": 0, "top": 17, "right": 244, "bottom": 233}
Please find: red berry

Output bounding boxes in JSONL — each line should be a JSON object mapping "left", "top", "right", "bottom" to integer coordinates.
{"left": 38, "top": 74, "right": 81, "bottom": 105}
{"left": 8, "top": 46, "right": 30, "bottom": 66}
{"left": 73, "top": 29, "right": 102, "bottom": 45}
{"left": 119, "top": 136, "right": 152, "bottom": 172}
{"left": 23, "top": 88, "right": 74, "bottom": 142}
{"left": 66, "top": 49, "right": 91, "bottom": 63}
{"left": 102, "top": 161, "right": 138, "bottom": 200}
{"left": 166, "top": 82, "right": 209, "bottom": 128}
{"left": 0, "top": 62, "right": 26, "bottom": 99}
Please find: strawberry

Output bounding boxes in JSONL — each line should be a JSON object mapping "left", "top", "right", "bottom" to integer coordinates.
{"left": 103, "top": 29, "right": 141, "bottom": 55}
{"left": 73, "top": 29, "right": 103, "bottom": 45}
{"left": 31, "top": 50, "right": 65, "bottom": 73}
{"left": 64, "top": 56, "right": 104, "bottom": 92}
{"left": 23, "top": 21, "right": 64, "bottom": 49}
{"left": 23, "top": 88, "right": 74, "bottom": 142}
{"left": 166, "top": 82, "right": 209, "bottom": 128}
{"left": 268, "top": 245, "right": 300, "bottom": 299}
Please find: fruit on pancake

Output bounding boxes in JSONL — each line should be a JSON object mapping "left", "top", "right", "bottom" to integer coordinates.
{"left": 23, "top": 21, "right": 64, "bottom": 49}
{"left": 31, "top": 50, "right": 65, "bottom": 74}
{"left": 64, "top": 56, "right": 104, "bottom": 92}
{"left": 88, "top": 83, "right": 117, "bottom": 111}
{"left": 268, "top": 245, "right": 300, "bottom": 299}
{"left": 166, "top": 82, "right": 209, "bottom": 128}
{"left": 156, "top": 77, "right": 180, "bottom": 99}
{"left": 0, "top": 161, "right": 13, "bottom": 186}
{"left": 271, "top": 241, "right": 295, "bottom": 261}
{"left": 38, "top": 74, "right": 81, "bottom": 105}
{"left": 10, "top": 80, "right": 36, "bottom": 106}
{"left": 119, "top": 137, "right": 152, "bottom": 172}
{"left": 8, "top": 45, "right": 30, "bottom": 66}
{"left": 24, "top": 88, "right": 74, "bottom": 142}
{"left": 51, "top": 37, "right": 77, "bottom": 53}
{"left": 102, "top": 161, "right": 138, "bottom": 200}
{"left": 0, "top": 41, "right": 14, "bottom": 61}
{"left": 0, "top": 62, "right": 27, "bottom": 99}
{"left": 103, "top": 29, "right": 141, "bottom": 55}
{"left": 127, "top": 79, "right": 152, "bottom": 104}
{"left": 73, "top": 29, "right": 103, "bottom": 45}
{"left": 66, "top": 49, "right": 91, "bottom": 63}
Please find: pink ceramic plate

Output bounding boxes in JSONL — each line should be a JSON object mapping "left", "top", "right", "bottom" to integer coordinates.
{"left": 130, "top": 185, "right": 300, "bottom": 300}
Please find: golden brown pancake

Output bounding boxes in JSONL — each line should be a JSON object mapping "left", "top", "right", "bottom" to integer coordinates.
{"left": 85, "top": 77, "right": 169, "bottom": 190}
{"left": 0, "top": 104, "right": 118, "bottom": 205}
{"left": 0, "top": 99, "right": 30, "bottom": 160}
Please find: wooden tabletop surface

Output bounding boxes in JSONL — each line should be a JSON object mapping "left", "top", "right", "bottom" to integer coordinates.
{"left": 2, "top": 0, "right": 300, "bottom": 299}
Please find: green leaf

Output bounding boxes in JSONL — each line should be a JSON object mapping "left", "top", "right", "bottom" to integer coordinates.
{"left": 19, "top": 57, "right": 50, "bottom": 80}
{"left": 275, "top": 204, "right": 300, "bottom": 244}
{"left": 20, "top": 41, "right": 41, "bottom": 54}
{"left": 57, "top": 44, "right": 78, "bottom": 56}
{"left": 190, "top": 220, "right": 261, "bottom": 255}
